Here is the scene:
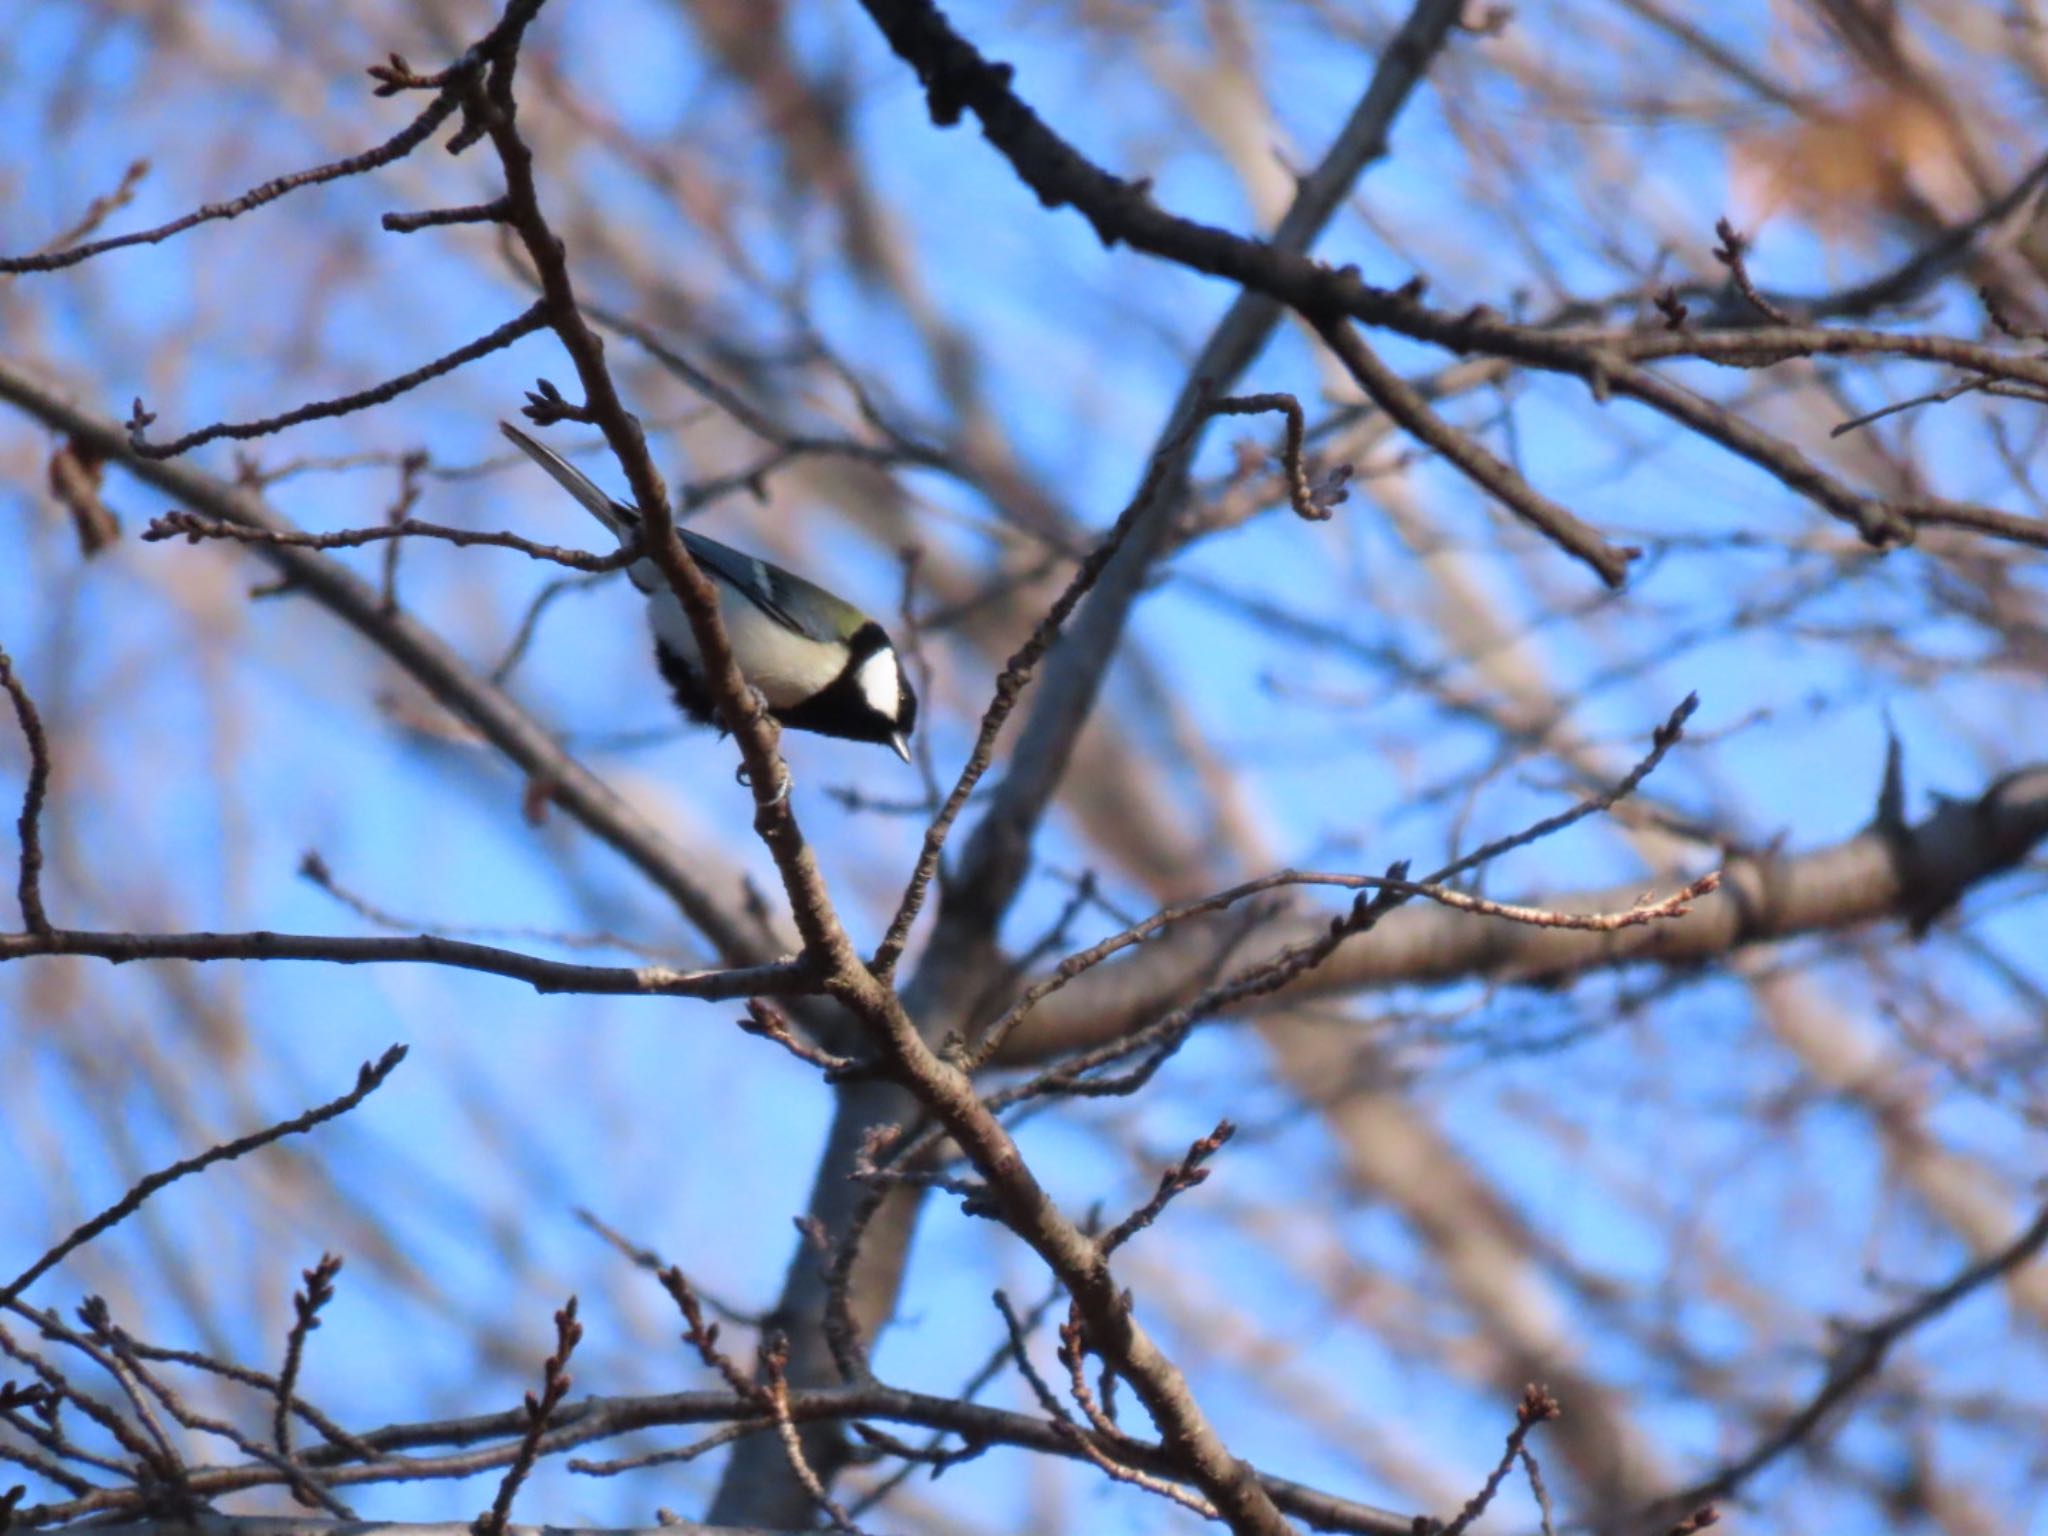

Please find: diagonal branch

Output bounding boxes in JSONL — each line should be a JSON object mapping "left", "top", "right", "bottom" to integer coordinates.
{"left": 1, "top": 1047, "right": 407, "bottom": 1311}
{"left": 1005, "top": 763, "right": 2048, "bottom": 1064}
{"left": 872, "top": 392, "right": 1318, "bottom": 980}
{"left": 126, "top": 304, "right": 549, "bottom": 460}
{"left": 1640, "top": 1197, "right": 2048, "bottom": 1525}
{"left": 0, "top": 93, "right": 465, "bottom": 275}
{"left": 973, "top": 867, "right": 1718, "bottom": 1071}
{"left": 1312, "top": 316, "right": 1636, "bottom": 585}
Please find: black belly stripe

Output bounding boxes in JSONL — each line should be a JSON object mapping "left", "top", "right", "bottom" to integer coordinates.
{"left": 651, "top": 640, "right": 716, "bottom": 724}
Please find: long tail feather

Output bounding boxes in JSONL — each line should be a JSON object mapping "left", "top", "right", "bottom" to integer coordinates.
{"left": 499, "top": 421, "right": 639, "bottom": 541}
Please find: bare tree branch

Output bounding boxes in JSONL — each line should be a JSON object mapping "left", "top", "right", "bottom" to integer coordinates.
{"left": 1009, "top": 764, "right": 2048, "bottom": 1062}
{"left": 126, "top": 305, "right": 549, "bottom": 460}
{"left": 1640, "top": 1196, "right": 2048, "bottom": 1523}
{"left": 1, "top": 1047, "right": 406, "bottom": 1311}
{"left": 854, "top": 0, "right": 2048, "bottom": 558}
{"left": 14, "top": 1377, "right": 1416, "bottom": 1536}
{"left": 0, "top": 926, "right": 809, "bottom": 999}
{"left": 0, "top": 647, "right": 52, "bottom": 935}
{"left": 142, "top": 509, "right": 637, "bottom": 574}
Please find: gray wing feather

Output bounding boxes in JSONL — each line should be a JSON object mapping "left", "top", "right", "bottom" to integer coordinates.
{"left": 501, "top": 419, "right": 868, "bottom": 644}
{"left": 678, "top": 529, "right": 867, "bottom": 644}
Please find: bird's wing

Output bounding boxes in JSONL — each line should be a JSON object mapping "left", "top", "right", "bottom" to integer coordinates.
{"left": 677, "top": 529, "right": 870, "bottom": 644}
{"left": 501, "top": 421, "right": 870, "bottom": 644}
{"left": 499, "top": 421, "right": 638, "bottom": 543}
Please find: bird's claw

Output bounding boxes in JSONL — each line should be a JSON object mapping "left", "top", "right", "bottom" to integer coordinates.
{"left": 734, "top": 759, "right": 794, "bottom": 807}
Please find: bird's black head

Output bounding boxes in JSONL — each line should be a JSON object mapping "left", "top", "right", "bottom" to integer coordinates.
{"left": 774, "top": 622, "right": 917, "bottom": 760}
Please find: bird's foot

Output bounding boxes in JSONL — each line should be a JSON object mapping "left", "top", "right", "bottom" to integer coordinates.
{"left": 734, "top": 759, "right": 794, "bottom": 807}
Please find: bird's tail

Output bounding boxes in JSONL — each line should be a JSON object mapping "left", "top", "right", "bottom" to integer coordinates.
{"left": 499, "top": 421, "right": 641, "bottom": 542}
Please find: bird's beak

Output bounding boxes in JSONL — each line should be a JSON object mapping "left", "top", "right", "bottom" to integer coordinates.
{"left": 889, "top": 732, "right": 912, "bottom": 764}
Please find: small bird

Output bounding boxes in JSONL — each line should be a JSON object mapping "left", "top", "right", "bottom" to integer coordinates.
{"left": 500, "top": 421, "right": 916, "bottom": 761}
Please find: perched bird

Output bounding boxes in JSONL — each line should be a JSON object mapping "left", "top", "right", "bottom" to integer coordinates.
{"left": 500, "top": 421, "right": 916, "bottom": 761}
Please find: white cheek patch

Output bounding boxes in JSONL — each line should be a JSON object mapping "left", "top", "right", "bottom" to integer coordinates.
{"left": 856, "top": 649, "right": 904, "bottom": 722}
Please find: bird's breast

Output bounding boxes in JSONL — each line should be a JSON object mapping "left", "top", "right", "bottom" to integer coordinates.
{"left": 647, "top": 586, "right": 847, "bottom": 709}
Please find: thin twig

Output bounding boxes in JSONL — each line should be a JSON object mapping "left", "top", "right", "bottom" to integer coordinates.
{"left": 0, "top": 1047, "right": 407, "bottom": 1309}
{"left": 1424, "top": 693, "right": 1698, "bottom": 889}
{"left": 1313, "top": 317, "right": 1636, "bottom": 586}
{"left": 1209, "top": 393, "right": 1345, "bottom": 521}
{"left": 383, "top": 198, "right": 512, "bottom": 234}
{"left": 20, "top": 160, "right": 152, "bottom": 260}
{"left": 1099, "top": 1121, "right": 1234, "bottom": 1255}
{"left": 819, "top": 1189, "right": 890, "bottom": 1387}
{"left": 0, "top": 91, "right": 466, "bottom": 275}
{"left": 1640, "top": 1197, "right": 2048, "bottom": 1522}
{"left": 990, "top": 695, "right": 1703, "bottom": 1093}
{"left": 738, "top": 999, "right": 862, "bottom": 1077}
{"left": 76, "top": 1301, "right": 354, "bottom": 1518}
{"left": 657, "top": 1269, "right": 760, "bottom": 1404}
{"left": 73, "top": 1301, "right": 186, "bottom": 1494}
{"left": 0, "top": 1319, "right": 172, "bottom": 1483}
{"left": 143, "top": 506, "right": 636, "bottom": 574}
{"left": 1711, "top": 217, "right": 1793, "bottom": 325}
{"left": 470, "top": 1299, "right": 581, "bottom": 1536}
{"left": 1829, "top": 372, "right": 2000, "bottom": 438}
{"left": 974, "top": 861, "right": 1717, "bottom": 1069}
{"left": 95, "top": 1329, "right": 391, "bottom": 1466}
{"left": 1437, "top": 1385, "right": 1560, "bottom": 1536}
{"left": 842, "top": 1284, "right": 1059, "bottom": 1519}
{"left": 0, "top": 925, "right": 806, "bottom": 999}
{"left": 991, "top": 1291, "right": 1218, "bottom": 1520}
{"left": 128, "top": 303, "right": 549, "bottom": 459}
{"left": 867, "top": 438, "right": 1172, "bottom": 979}
{"left": 762, "top": 1339, "right": 861, "bottom": 1534}
{"left": 567, "top": 1421, "right": 763, "bottom": 1477}
{"left": 274, "top": 1255, "right": 343, "bottom": 1496}
{"left": 1054, "top": 1305, "right": 1119, "bottom": 1439}
{"left": 0, "top": 649, "right": 52, "bottom": 935}
{"left": 1519, "top": 1444, "right": 1556, "bottom": 1536}
{"left": 0, "top": 1418, "right": 97, "bottom": 1498}
{"left": 488, "top": 572, "right": 617, "bottom": 684}
{"left": 298, "top": 849, "right": 685, "bottom": 964}
{"left": 378, "top": 453, "right": 429, "bottom": 612}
